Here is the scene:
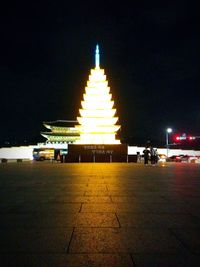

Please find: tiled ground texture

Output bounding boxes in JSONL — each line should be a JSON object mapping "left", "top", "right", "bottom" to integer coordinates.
{"left": 0, "top": 162, "right": 200, "bottom": 266}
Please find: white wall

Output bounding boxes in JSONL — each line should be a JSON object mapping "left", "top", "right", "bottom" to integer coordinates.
{"left": 0, "top": 146, "right": 34, "bottom": 160}
{"left": 0, "top": 145, "right": 200, "bottom": 160}
{"left": 128, "top": 146, "right": 200, "bottom": 157}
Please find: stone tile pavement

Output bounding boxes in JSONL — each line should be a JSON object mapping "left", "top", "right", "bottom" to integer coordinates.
{"left": 0, "top": 161, "right": 200, "bottom": 266}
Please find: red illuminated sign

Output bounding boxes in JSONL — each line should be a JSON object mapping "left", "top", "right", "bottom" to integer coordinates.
{"left": 174, "top": 134, "right": 196, "bottom": 142}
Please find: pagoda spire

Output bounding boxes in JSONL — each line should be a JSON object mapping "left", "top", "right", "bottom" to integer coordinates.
{"left": 95, "top": 44, "right": 100, "bottom": 69}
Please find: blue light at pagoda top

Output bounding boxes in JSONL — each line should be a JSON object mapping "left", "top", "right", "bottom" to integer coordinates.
{"left": 95, "top": 44, "right": 100, "bottom": 69}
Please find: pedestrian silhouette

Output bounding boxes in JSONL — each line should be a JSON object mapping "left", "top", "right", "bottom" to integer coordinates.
{"left": 143, "top": 147, "right": 150, "bottom": 165}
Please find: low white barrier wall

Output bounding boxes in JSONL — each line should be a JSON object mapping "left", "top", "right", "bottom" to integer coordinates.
{"left": 0, "top": 145, "right": 200, "bottom": 162}
{"left": 128, "top": 146, "right": 200, "bottom": 157}
{"left": 0, "top": 146, "right": 34, "bottom": 160}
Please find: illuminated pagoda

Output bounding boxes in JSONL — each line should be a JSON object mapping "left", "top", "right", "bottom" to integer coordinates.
{"left": 41, "top": 120, "right": 80, "bottom": 144}
{"left": 75, "top": 45, "right": 121, "bottom": 144}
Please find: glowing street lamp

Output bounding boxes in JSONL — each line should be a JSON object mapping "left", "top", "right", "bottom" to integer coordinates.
{"left": 166, "top": 128, "right": 172, "bottom": 158}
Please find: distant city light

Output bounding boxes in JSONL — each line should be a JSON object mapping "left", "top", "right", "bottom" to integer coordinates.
{"left": 188, "top": 136, "right": 196, "bottom": 140}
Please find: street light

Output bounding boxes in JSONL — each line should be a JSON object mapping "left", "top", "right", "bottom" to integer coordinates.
{"left": 166, "top": 128, "right": 172, "bottom": 158}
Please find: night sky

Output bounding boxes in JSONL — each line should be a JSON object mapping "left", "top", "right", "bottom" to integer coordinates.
{"left": 1, "top": 2, "right": 200, "bottom": 147}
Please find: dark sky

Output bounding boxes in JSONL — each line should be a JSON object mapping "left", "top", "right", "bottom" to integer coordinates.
{"left": 1, "top": 2, "right": 200, "bottom": 146}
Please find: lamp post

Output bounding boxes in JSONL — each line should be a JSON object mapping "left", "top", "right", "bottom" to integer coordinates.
{"left": 166, "top": 128, "right": 172, "bottom": 158}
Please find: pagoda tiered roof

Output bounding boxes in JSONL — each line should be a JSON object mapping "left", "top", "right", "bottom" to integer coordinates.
{"left": 75, "top": 45, "right": 121, "bottom": 144}
{"left": 43, "top": 120, "right": 78, "bottom": 128}
{"left": 41, "top": 120, "right": 80, "bottom": 143}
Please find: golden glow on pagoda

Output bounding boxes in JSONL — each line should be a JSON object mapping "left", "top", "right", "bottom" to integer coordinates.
{"left": 75, "top": 45, "right": 121, "bottom": 144}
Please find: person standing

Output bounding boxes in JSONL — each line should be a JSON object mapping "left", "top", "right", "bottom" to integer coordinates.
{"left": 150, "top": 147, "right": 158, "bottom": 165}
{"left": 150, "top": 146, "right": 155, "bottom": 165}
{"left": 143, "top": 147, "right": 150, "bottom": 165}
{"left": 154, "top": 148, "right": 159, "bottom": 164}
{"left": 136, "top": 152, "right": 141, "bottom": 163}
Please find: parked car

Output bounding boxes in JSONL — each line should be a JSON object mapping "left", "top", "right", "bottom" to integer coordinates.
{"left": 33, "top": 148, "right": 54, "bottom": 161}
{"left": 168, "top": 155, "right": 183, "bottom": 162}
{"left": 168, "top": 155, "right": 198, "bottom": 163}
{"left": 180, "top": 155, "right": 198, "bottom": 163}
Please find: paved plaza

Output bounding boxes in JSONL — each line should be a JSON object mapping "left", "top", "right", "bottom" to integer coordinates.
{"left": 0, "top": 161, "right": 200, "bottom": 266}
